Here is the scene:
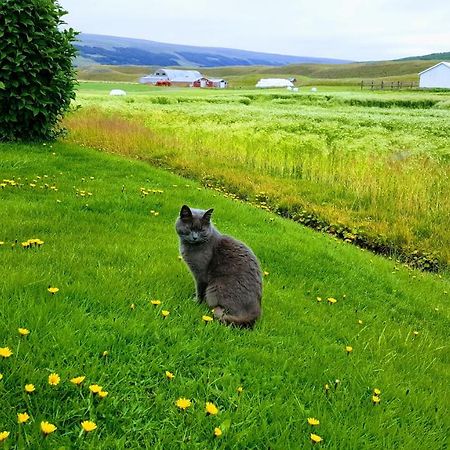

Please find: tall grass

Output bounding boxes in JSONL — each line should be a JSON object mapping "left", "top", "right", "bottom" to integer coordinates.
{"left": 64, "top": 87, "right": 450, "bottom": 266}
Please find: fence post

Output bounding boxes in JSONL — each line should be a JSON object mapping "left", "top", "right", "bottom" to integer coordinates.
{"left": 381, "top": 80, "right": 384, "bottom": 89}
{"left": 371, "top": 80, "right": 374, "bottom": 90}
{"left": 361, "top": 80, "right": 364, "bottom": 90}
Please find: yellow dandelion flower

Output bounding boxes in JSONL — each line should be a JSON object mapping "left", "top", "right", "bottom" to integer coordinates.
{"left": 47, "top": 287, "right": 59, "bottom": 294}
{"left": 372, "top": 395, "right": 381, "bottom": 404}
{"left": 177, "top": 255, "right": 183, "bottom": 260}
{"left": 324, "top": 383, "right": 330, "bottom": 393}
{"left": 316, "top": 297, "right": 322, "bottom": 302}
{"left": 202, "top": 315, "right": 213, "bottom": 323}
{"left": 327, "top": 297, "right": 337, "bottom": 304}
{"left": 413, "top": 330, "right": 419, "bottom": 336}
{"left": 345, "top": 346, "right": 353, "bottom": 354}
{"left": 102, "top": 351, "right": 109, "bottom": 357}
{"left": 357, "top": 319, "right": 363, "bottom": 325}
{"left": 48, "top": 373, "right": 60, "bottom": 386}
{"left": 130, "top": 303, "right": 136, "bottom": 310}
{"left": 373, "top": 388, "right": 381, "bottom": 396}
{"left": 310, "top": 433, "right": 323, "bottom": 444}
{"left": 205, "top": 402, "right": 219, "bottom": 415}
{"left": 70, "top": 376, "right": 85, "bottom": 385}
{"left": 165, "top": 371, "right": 175, "bottom": 380}
{"left": 0, "top": 373, "right": 3, "bottom": 381}
{"left": 161, "top": 310, "right": 170, "bottom": 317}
{"left": 0, "top": 431, "right": 10, "bottom": 442}
{"left": 89, "top": 384, "right": 103, "bottom": 394}
{"left": 214, "top": 427, "right": 222, "bottom": 437}
{"left": 98, "top": 390, "right": 108, "bottom": 398}
{"left": 175, "top": 397, "right": 191, "bottom": 410}
{"left": 25, "top": 384, "right": 35, "bottom": 393}
{"left": 18, "top": 412, "right": 30, "bottom": 424}
{"left": 237, "top": 386, "right": 243, "bottom": 394}
{"left": 40, "top": 421, "right": 57, "bottom": 435}
{"left": 0, "top": 347, "right": 13, "bottom": 358}
{"left": 81, "top": 420, "right": 97, "bottom": 432}
{"left": 151, "top": 300, "right": 161, "bottom": 306}
{"left": 307, "top": 418, "right": 320, "bottom": 426}
{"left": 18, "top": 328, "right": 30, "bottom": 336}
{"left": 263, "top": 271, "right": 269, "bottom": 276}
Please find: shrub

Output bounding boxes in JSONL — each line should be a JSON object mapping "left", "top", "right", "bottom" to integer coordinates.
{"left": 0, "top": 0, "right": 78, "bottom": 141}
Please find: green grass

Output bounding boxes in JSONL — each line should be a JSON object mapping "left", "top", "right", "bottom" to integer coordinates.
{"left": 1, "top": 142, "right": 449, "bottom": 449}
{"left": 64, "top": 83, "right": 450, "bottom": 267}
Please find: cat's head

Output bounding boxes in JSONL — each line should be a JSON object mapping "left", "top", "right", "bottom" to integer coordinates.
{"left": 175, "top": 205, "right": 214, "bottom": 245}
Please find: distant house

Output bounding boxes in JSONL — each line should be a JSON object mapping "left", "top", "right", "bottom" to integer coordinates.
{"left": 140, "top": 68, "right": 227, "bottom": 88}
{"left": 256, "top": 78, "right": 294, "bottom": 88}
{"left": 419, "top": 62, "right": 450, "bottom": 89}
{"left": 140, "top": 68, "right": 203, "bottom": 87}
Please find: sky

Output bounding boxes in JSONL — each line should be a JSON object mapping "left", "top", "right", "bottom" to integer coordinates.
{"left": 59, "top": 0, "right": 450, "bottom": 61}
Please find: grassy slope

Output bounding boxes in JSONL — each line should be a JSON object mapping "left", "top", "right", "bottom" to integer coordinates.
{"left": 1, "top": 142, "right": 449, "bottom": 449}
{"left": 76, "top": 59, "right": 440, "bottom": 87}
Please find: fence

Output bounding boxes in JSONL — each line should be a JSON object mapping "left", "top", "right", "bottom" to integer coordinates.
{"left": 360, "top": 80, "right": 417, "bottom": 90}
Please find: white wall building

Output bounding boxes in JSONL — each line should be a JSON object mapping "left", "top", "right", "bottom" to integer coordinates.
{"left": 256, "top": 78, "right": 294, "bottom": 88}
{"left": 419, "top": 62, "right": 450, "bottom": 89}
{"left": 140, "top": 68, "right": 203, "bottom": 86}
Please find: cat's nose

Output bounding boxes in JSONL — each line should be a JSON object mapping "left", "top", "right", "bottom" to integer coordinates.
{"left": 192, "top": 232, "right": 199, "bottom": 240}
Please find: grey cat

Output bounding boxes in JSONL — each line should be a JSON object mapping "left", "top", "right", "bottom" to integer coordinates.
{"left": 175, "top": 205, "right": 262, "bottom": 327}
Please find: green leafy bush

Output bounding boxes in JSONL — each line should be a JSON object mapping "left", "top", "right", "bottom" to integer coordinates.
{"left": 0, "top": 0, "right": 78, "bottom": 141}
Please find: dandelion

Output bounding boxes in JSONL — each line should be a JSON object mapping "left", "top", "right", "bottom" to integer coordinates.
{"left": 165, "top": 371, "right": 175, "bottom": 380}
{"left": 237, "top": 386, "right": 243, "bottom": 394}
{"left": 25, "top": 384, "right": 35, "bottom": 393}
{"left": 150, "top": 300, "right": 161, "bottom": 306}
{"left": 41, "top": 421, "right": 57, "bottom": 435}
{"left": 373, "top": 388, "right": 381, "bottom": 396}
{"left": 70, "top": 376, "right": 85, "bottom": 385}
{"left": 47, "top": 287, "right": 59, "bottom": 294}
{"left": 0, "top": 347, "right": 12, "bottom": 358}
{"left": 102, "top": 351, "right": 109, "bottom": 357}
{"left": 202, "top": 315, "right": 213, "bottom": 323}
{"left": 0, "top": 431, "right": 10, "bottom": 442}
{"left": 161, "top": 310, "right": 170, "bottom": 318}
{"left": 18, "top": 412, "right": 30, "bottom": 424}
{"left": 307, "top": 418, "right": 320, "bottom": 426}
{"left": 357, "top": 319, "right": 363, "bottom": 325}
{"left": 413, "top": 330, "right": 419, "bottom": 336}
{"left": 89, "top": 384, "right": 103, "bottom": 394}
{"left": 310, "top": 433, "right": 323, "bottom": 444}
{"left": 324, "top": 383, "right": 330, "bottom": 394}
{"left": 327, "top": 297, "right": 337, "bottom": 304}
{"left": 175, "top": 397, "right": 191, "bottom": 410}
{"left": 345, "top": 346, "right": 353, "bottom": 354}
{"left": 263, "top": 271, "right": 269, "bottom": 276}
{"left": 0, "top": 373, "right": 3, "bottom": 381}
{"left": 130, "top": 303, "right": 135, "bottom": 310}
{"left": 316, "top": 297, "right": 322, "bottom": 302}
{"left": 48, "top": 373, "right": 60, "bottom": 386}
{"left": 81, "top": 420, "right": 97, "bottom": 432}
{"left": 98, "top": 390, "right": 108, "bottom": 398}
{"left": 372, "top": 395, "right": 381, "bottom": 404}
{"left": 214, "top": 427, "right": 222, "bottom": 437}
{"left": 205, "top": 402, "right": 219, "bottom": 415}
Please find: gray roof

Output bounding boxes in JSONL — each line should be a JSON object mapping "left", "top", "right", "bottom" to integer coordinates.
{"left": 141, "top": 68, "right": 203, "bottom": 83}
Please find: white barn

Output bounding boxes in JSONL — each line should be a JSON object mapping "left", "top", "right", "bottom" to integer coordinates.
{"left": 256, "top": 78, "right": 294, "bottom": 88}
{"left": 419, "top": 62, "right": 450, "bottom": 89}
{"left": 140, "top": 68, "right": 203, "bottom": 86}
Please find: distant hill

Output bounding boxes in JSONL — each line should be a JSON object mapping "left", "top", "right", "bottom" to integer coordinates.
{"left": 397, "top": 51, "right": 450, "bottom": 61}
{"left": 74, "top": 33, "right": 351, "bottom": 67}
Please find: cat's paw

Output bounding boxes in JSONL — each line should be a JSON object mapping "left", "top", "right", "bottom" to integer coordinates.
{"left": 212, "top": 306, "right": 225, "bottom": 319}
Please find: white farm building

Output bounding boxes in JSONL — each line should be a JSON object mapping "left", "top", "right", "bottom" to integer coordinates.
{"left": 139, "top": 68, "right": 228, "bottom": 88}
{"left": 256, "top": 78, "right": 294, "bottom": 88}
{"left": 419, "top": 62, "right": 450, "bottom": 89}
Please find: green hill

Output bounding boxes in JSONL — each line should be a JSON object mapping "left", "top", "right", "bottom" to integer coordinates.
{"left": 0, "top": 142, "right": 449, "bottom": 448}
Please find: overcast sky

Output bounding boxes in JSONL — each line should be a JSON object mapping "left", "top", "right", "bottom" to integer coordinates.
{"left": 59, "top": 0, "right": 450, "bottom": 61}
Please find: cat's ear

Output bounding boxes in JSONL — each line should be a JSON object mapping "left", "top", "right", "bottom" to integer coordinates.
{"left": 202, "top": 208, "right": 214, "bottom": 223}
{"left": 180, "top": 205, "right": 193, "bottom": 220}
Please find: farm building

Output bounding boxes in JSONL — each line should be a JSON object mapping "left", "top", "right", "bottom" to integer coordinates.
{"left": 140, "top": 68, "right": 203, "bottom": 87}
{"left": 419, "top": 62, "right": 450, "bottom": 89}
{"left": 256, "top": 78, "right": 294, "bottom": 88}
{"left": 139, "top": 68, "right": 227, "bottom": 88}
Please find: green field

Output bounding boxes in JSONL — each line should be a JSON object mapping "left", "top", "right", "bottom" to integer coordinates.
{"left": 65, "top": 82, "right": 450, "bottom": 269}
{"left": 1, "top": 142, "right": 449, "bottom": 449}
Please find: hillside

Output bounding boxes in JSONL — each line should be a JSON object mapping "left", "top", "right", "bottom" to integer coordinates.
{"left": 397, "top": 51, "right": 450, "bottom": 61}
{"left": 1, "top": 141, "right": 449, "bottom": 448}
{"left": 75, "top": 33, "right": 351, "bottom": 67}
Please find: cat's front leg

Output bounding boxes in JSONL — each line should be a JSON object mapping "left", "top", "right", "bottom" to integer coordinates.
{"left": 196, "top": 280, "right": 208, "bottom": 303}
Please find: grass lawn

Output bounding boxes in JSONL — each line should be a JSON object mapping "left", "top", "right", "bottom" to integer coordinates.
{"left": 1, "top": 142, "right": 449, "bottom": 448}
